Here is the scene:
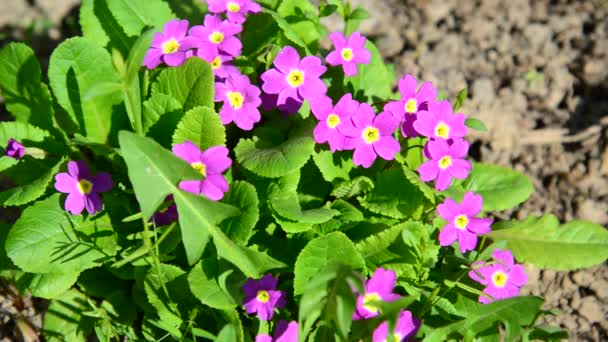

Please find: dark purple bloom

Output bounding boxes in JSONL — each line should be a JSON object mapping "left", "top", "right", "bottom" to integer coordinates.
{"left": 172, "top": 141, "right": 232, "bottom": 201}
{"left": 152, "top": 195, "right": 178, "bottom": 226}
{"left": 413, "top": 100, "right": 467, "bottom": 140}
{"left": 54, "top": 160, "right": 113, "bottom": 215}
{"left": 325, "top": 31, "right": 371, "bottom": 76}
{"left": 143, "top": 19, "right": 194, "bottom": 69}
{"left": 5, "top": 138, "right": 25, "bottom": 159}
{"left": 260, "top": 93, "right": 303, "bottom": 115}
{"left": 207, "top": 0, "right": 262, "bottom": 24}
{"left": 311, "top": 94, "right": 359, "bottom": 152}
{"left": 353, "top": 268, "right": 401, "bottom": 320}
{"left": 372, "top": 310, "right": 421, "bottom": 342}
{"left": 243, "top": 274, "right": 286, "bottom": 321}
{"left": 438, "top": 191, "right": 493, "bottom": 253}
{"left": 418, "top": 138, "right": 471, "bottom": 191}
{"left": 469, "top": 249, "right": 528, "bottom": 304}
{"left": 255, "top": 321, "right": 298, "bottom": 342}
{"left": 189, "top": 15, "right": 243, "bottom": 60}
{"left": 215, "top": 72, "right": 262, "bottom": 130}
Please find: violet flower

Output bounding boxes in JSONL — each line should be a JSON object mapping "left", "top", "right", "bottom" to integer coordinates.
{"left": 469, "top": 249, "right": 528, "bottom": 304}
{"left": 325, "top": 31, "right": 371, "bottom": 76}
{"left": 207, "top": 0, "right": 262, "bottom": 24}
{"left": 372, "top": 310, "right": 421, "bottom": 342}
{"left": 243, "top": 274, "right": 286, "bottom": 321}
{"left": 418, "top": 138, "right": 471, "bottom": 191}
{"left": 152, "top": 195, "right": 178, "bottom": 226}
{"left": 311, "top": 94, "right": 359, "bottom": 152}
{"left": 413, "top": 100, "right": 467, "bottom": 140}
{"left": 143, "top": 19, "right": 194, "bottom": 69}
{"left": 189, "top": 14, "right": 243, "bottom": 60}
{"left": 202, "top": 53, "right": 240, "bottom": 79}
{"left": 438, "top": 191, "right": 493, "bottom": 253}
{"left": 172, "top": 141, "right": 232, "bottom": 201}
{"left": 384, "top": 74, "right": 438, "bottom": 137}
{"left": 353, "top": 268, "right": 401, "bottom": 320}
{"left": 5, "top": 138, "right": 25, "bottom": 159}
{"left": 255, "top": 321, "right": 298, "bottom": 342}
{"left": 54, "top": 160, "right": 113, "bottom": 215}
{"left": 215, "top": 72, "right": 262, "bottom": 130}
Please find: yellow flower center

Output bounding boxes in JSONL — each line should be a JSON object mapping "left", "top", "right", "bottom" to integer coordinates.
{"left": 256, "top": 290, "right": 270, "bottom": 303}
{"left": 209, "top": 31, "right": 224, "bottom": 44}
{"left": 438, "top": 155, "right": 452, "bottom": 169}
{"left": 385, "top": 333, "right": 403, "bottom": 342}
{"left": 362, "top": 127, "right": 380, "bottom": 144}
{"left": 77, "top": 179, "right": 93, "bottom": 195}
{"left": 362, "top": 292, "right": 381, "bottom": 314}
{"left": 286, "top": 70, "right": 305, "bottom": 88}
{"left": 191, "top": 161, "right": 207, "bottom": 177}
{"left": 227, "top": 91, "right": 245, "bottom": 109}
{"left": 341, "top": 48, "right": 354, "bottom": 61}
{"left": 227, "top": 1, "right": 240, "bottom": 12}
{"left": 492, "top": 270, "right": 508, "bottom": 288}
{"left": 434, "top": 121, "right": 450, "bottom": 139}
{"left": 326, "top": 114, "right": 341, "bottom": 128}
{"left": 162, "top": 38, "right": 180, "bottom": 54}
{"left": 211, "top": 56, "right": 222, "bottom": 69}
{"left": 454, "top": 214, "right": 469, "bottom": 230}
{"left": 404, "top": 98, "right": 418, "bottom": 113}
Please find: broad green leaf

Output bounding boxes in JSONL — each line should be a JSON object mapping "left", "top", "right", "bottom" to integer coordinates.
{"left": 463, "top": 163, "right": 533, "bottom": 211}
{"left": 48, "top": 37, "right": 122, "bottom": 143}
{"left": 312, "top": 150, "right": 353, "bottom": 182}
{"left": 106, "top": 0, "right": 175, "bottom": 37}
{"left": 216, "top": 324, "right": 238, "bottom": 342}
{"left": 359, "top": 167, "right": 428, "bottom": 219}
{"left": 80, "top": 0, "right": 110, "bottom": 47}
{"left": 0, "top": 157, "right": 65, "bottom": 206}
{"left": 163, "top": 0, "right": 206, "bottom": 23}
{"left": 143, "top": 93, "right": 183, "bottom": 135}
{"left": 18, "top": 272, "right": 79, "bottom": 299}
{"left": 102, "top": 290, "right": 138, "bottom": 324}
{"left": 6, "top": 195, "right": 117, "bottom": 274}
{"left": 220, "top": 181, "right": 259, "bottom": 245}
{"left": 0, "top": 121, "right": 50, "bottom": 172}
{"left": 264, "top": 9, "right": 310, "bottom": 52}
{"left": 172, "top": 106, "right": 226, "bottom": 151}
{"left": 152, "top": 58, "right": 215, "bottom": 111}
{"left": 345, "top": 41, "right": 392, "bottom": 100}
{"left": 401, "top": 221, "right": 440, "bottom": 268}
{"left": 276, "top": 0, "right": 321, "bottom": 49}
{"left": 453, "top": 88, "right": 468, "bottom": 112}
{"left": 294, "top": 231, "right": 365, "bottom": 295}
{"left": 43, "top": 289, "right": 92, "bottom": 342}
{"left": 465, "top": 117, "right": 487, "bottom": 132}
{"left": 331, "top": 176, "right": 374, "bottom": 198}
{"left": 488, "top": 215, "right": 608, "bottom": 270}
{"left": 402, "top": 165, "right": 435, "bottom": 204}
{"left": 0, "top": 43, "right": 54, "bottom": 129}
{"left": 144, "top": 264, "right": 192, "bottom": 329}
{"left": 355, "top": 223, "right": 404, "bottom": 258}
{"left": 188, "top": 259, "right": 245, "bottom": 310}
{"left": 241, "top": 12, "right": 278, "bottom": 56}
{"left": 80, "top": 0, "right": 134, "bottom": 54}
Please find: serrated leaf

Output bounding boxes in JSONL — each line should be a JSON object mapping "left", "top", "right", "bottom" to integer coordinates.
{"left": 106, "top": 0, "right": 175, "bottom": 37}
{"left": 264, "top": 9, "right": 310, "bottom": 53}
{"left": 463, "top": 163, "right": 533, "bottom": 211}
{"left": 488, "top": 215, "right": 608, "bottom": 270}
{"left": 345, "top": 40, "right": 392, "bottom": 100}
{"left": 144, "top": 264, "right": 192, "bottom": 328}
{"left": 331, "top": 176, "right": 374, "bottom": 198}
{"left": 43, "top": 289, "right": 92, "bottom": 342}
{"left": 465, "top": 118, "right": 487, "bottom": 132}
{"left": 48, "top": 37, "right": 122, "bottom": 143}
{"left": 18, "top": 272, "right": 79, "bottom": 299}
{"left": 312, "top": 150, "right": 353, "bottom": 182}
{"left": 6, "top": 195, "right": 117, "bottom": 274}
{"left": 0, "top": 157, "right": 65, "bottom": 206}
{"left": 80, "top": 0, "right": 110, "bottom": 47}
{"left": 172, "top": 106, "right": 226, "bottom": 151}
{"left": 0, "top": 43, "right": 54, "bottom": 129}
{"left": 143, "top": 93, "right": 183, "bottom": 134}
{"left": 188, "top": 259, "right": 244, "bottom": 310}
{"left": 294, "top": 231, "right": 365, "bottom": 295}
{"left": 152, "top": 58, "right": 215, "bottom": 111}
{"left": 219, "top": 181, "right": 259, "bottom": 245}
{"left": 276, "top": 0, "right": 321, "bottom": 49}
{"left": 355, "top": 223, "right": 404, "bottom": 258}
{"left": 402, "top": 165, "right": 435, "bottom": 204}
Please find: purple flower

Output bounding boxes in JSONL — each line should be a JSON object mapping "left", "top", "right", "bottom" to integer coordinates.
{"left": 243, "top": 274, "right": 286, "bottom": 321}
{"left": 418, "top": 138, "right": 471, "bottom": 191}
{"left": 189, "top": 15, "right": 242, "bottom": 60}
{"left": 215, "top": 72, "right": 262, "bottom": 130}
{"left": 311, "top": 94, "right": 359, "bottom": 152}
{"left": 438, "top": 191, "right": 493, "bottom": 253}
{"left": 5, "top": 138, "right": 25, "bottom": 159}
{"left": 197, "top": 53, "right": 239, "bottom": 79}
{"left": 255, "top": 321, "right": 298, "bottom": 342}
{"left": 325, "top": 32, "right": 371, "bottom": 76}
{"left": 54, "top": 160, "right": 113, "bottom": 215}
{"left": 340, "top": 104, "right": 400, "bottom": 168}
{"left": 413, "top": 100, "right": 467, "bottom": 140}
{"left": 384, "top": 74, "right": 438, "bottom": 138}
{"left": 469, "top": 249, "right": 528, "bottom": 304}
{"left": 260, "top": 46, "right": 327, "bottom": 106}
{"left": 353, "top": 268, "right": 401, "bottom": 320}
{"left": 372, "top": 310, "right": 421, "bottom": 342}
{"left": 208, "top": 0, "right": 262, "bottom": 24}
{"left": 260, "top": 93, "right": 303, "bottom": 115}
{"left": 152, "top": 195, "right": 178, "bottom": 226}
{"left": 172, "top": 141, "right": 232, "bottom": 201}
{"left": 143, "top": 19, "right": 194, "bottom": 69}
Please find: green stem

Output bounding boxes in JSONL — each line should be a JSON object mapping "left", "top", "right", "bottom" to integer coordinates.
{"left": 111, "top": 223, "right": 176, "bottom": 269}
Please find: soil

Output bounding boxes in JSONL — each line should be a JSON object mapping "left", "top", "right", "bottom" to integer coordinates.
{"left": 1, "top": 0, "right": 607, "bottom": 341}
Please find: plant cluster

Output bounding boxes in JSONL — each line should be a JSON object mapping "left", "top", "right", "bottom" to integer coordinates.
{"left": 0, "top": 0, "right": 607, "bottom": 341}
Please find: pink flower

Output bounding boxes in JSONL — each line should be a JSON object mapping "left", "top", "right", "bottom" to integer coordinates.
{"left": 325, "top": 32, "right": 371, "bottom": 76}
{"left": 215, "top": 72, "right": 262, "bottom": 130}
{"left": 311, "top": 94, "right": 359, "bottom": 152}
{"left": 243, "top": 274, "right": 286, "bottom": 321}
{"left": 372, "top": 310, "right": 421, "bottom": 342}
{"left": 198, "top": 53, "right": 240, "bottom": 79}
{"left": 255, "top": 321, "right": 298, "bottom": 342}
{"left": 54, "top": 161, "right": 113, "bottom": 215}
{"left": 413, "top": 100, "right": 467, "bottom": 140}
{"left": 5, "top": 138, "right": 25, "bottom": 159}
{"left": 384, "top": 74, "right": 438, "bottom": 138}
{"left": 469, "top": 249, "right": 528, "bottom": 304}
{"left": 340, "top": 104, "right": 400, "bottom": 168}
{"left": 143, "top": 19, "right": 195, "bottom": 69}
{"left": 260, "top": 46, "right": 327, "bottom": 107}
{"left": 207, "top": 0, "right": 262, "bottom": 24}
{"left": 189, "top": 15, "right": 243, "bottom": 60}
{"left": 172, "top": 141, "right": 232, "bottom": 201}
{"left": 353, "top": 268, "right": 401, "bottom": 320}
{"left": 438, "top": 191, "right": 493, "bottom": 253}
{"left": 418, "top": 138, "right": 471, "bottom": 191}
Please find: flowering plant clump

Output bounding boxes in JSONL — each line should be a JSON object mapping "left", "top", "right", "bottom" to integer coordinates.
{"left": 0, "top": 0, "right": 606, "bottom": 341}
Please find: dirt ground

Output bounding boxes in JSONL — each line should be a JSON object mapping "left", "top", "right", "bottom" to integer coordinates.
{"left": 1, "top": 0, "right": 607, "bottom": 341}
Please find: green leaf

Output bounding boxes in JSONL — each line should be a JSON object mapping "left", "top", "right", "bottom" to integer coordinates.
{"left": 172, "top": 106, "right": 226, "bottom": 151}
{"left": 80, "top": 0, "right": 110, "bottom": 47}
{"left": 312, "top": 150, "right": 353, "bottom": 182}
{"left": 6, "top": 195, "right": 117, "bottom": 274}
{"left": 294, "top": 231, "right": 365, "bottom": 295}
{"left": 463, "top": 163, "right": 533, "bottom": 211}
{"left": 219, "top": 181, "right": 259, "bottom": 245}
{"left": 188, "top": 259, "right": 245, "bottom": 310}
{"left": 264, "top": 9, "right": 310, "bottom": 52}
{"left": 331, "top": 176, "right": 374, "bottom": 198}
{"left": 0, "top": 157, "right": 65, "bottom": 206}
{"left": 0, "top": 121, "right": 50, "bottom": 172}
{"left": 143, "top": 93, "right": 184, "bottom": 135}
{"left": 359, "top": 168, "right": 428, "bottom": 219}
{"left": 216, "top": 324, "right": 238, "bottom": 342}
{"left": 241, "top": 12, "right": 279, "bottom": 56}
{"left": 355, "top": 223, "right": 404, "bottom": 258}
{"left": 17, "top": 272, "right": 79, "bottom": 299}
{"left": 465, "top": 118, "right": 487, "bottom": 132}
{"left": 43, "top": 289, "right": 92, "bottom": 342}
{"left": 402, "top": 165, "right": 435, "bottom": 204}
{"left": 0, "top": 43, "right": 54, "bottom": 129}
{"left": 345, "top": 40, "right": 392, "bottom": 100}
{"left": 48, "top": 37, "right": 122, "bottom": 143}
{"left": 349, "top": 7, "right": 370, "bottom": 20}
{"left": 80, "top": 0, "right": 135, "bottom": 54}
{"left": 276, "top": 0, "right": 321, "bottom": 49}
{"left": 152, "top": 57, "right": 215, "bottom": 112}
{"left": 488, "top": 215, "right": 608, "bottom": 270}
{"left": 453, "top": 88, "right": 468, "bottom": 112}
{"left": 144, "top": 264, "right": 192, "bottom": 328}
{"left": 106, "top": 0, "right": 175, "bottom": 37}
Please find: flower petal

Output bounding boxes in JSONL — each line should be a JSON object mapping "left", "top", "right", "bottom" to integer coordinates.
{"left": 65, "top": 192, "right": 85, "bottom": 215}
{"left": 353, "top": 143, "right": 377, "bottom": 168}
{"left": 54, "top": 173, "right": 77, "bottom": 194}
{"left": 373, "top": 136, "right": 400, "bottom": 161}
{"left": 274, "top": 46, "right": 300, "bottom": 74}
{"left": 92, "top": 172, "right": 113, "bottom": 193}
{"left": 439, "top": 223, "right": 458, "bottom": 246}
